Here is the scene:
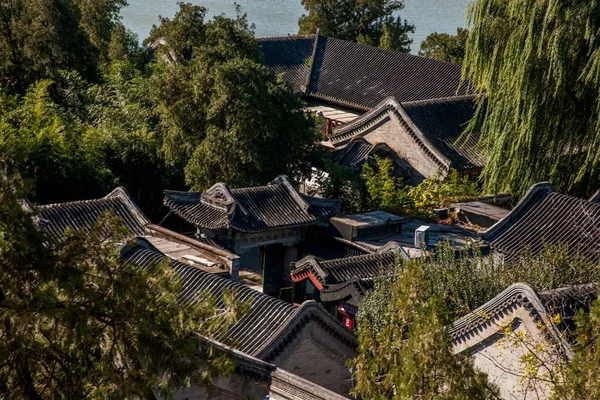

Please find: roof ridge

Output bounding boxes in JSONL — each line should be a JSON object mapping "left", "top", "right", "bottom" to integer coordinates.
{"left": 539, "top": 282, "right": 600, "bottom": 297}
{"left": 322, "top": 35, "right": 464, "bottom": 68}
{"left": 480, "top": 182, "right": 555, "bottom": 242}
{"left": 39, "top": 186, "right": 127, "bottom": 209}
{"left": 269, "top": 175, "right": 310, "bottom": 212}
{"left": 259, "top": 34, "right": 464, "bottom": 68}
{"left": 449, "top": 282, "right": 573, "bottom": 358}
{"left": 320, "top": 249, "right": 400, "bottom": 269}
{"left": 401, "top": 94, "right": 478, "bottom": 107}
{"left": 304, "top": 29, "right": 320, "bottom": 96}
{"left": 257, "top": 34, "right": 316, "bottom": 42}
{"left": 39, "top": 186, "right": 150, "bottom": 228}
{"left": 255, "top": 300, "right": 357, "bottom": 361}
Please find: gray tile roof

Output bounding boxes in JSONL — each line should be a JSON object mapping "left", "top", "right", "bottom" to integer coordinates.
{"left": 330, "top": 95, "right": 484, "bottom": 173}
{"left": 481, "top": 183, "right": 600, "bottom": 263}
{"left": 450, "top": 283, "right": 598, "bottom": 358}
{"left": 291, "top": 248, "right": 402, "bottom": 288}
{"left": 539, "top": 283, "right": 599, "bottom": 339}
{"left": 38, "top": 187, "right": 149, "bottom": 241}
{"left": 122, "top": 239, "right": 357, "bottom": 359}
{"left": 164, "top": 175, "right": 340, "bottom": 233}
{"left": 259, "top": 34, "right": 469, "bottom": 111}
{"left": 401, "top": 96, "right": 485, "bottom": 171}
{"left": 258, "top": 35, "right": 315, "bottom": 93}
{"left": 319, "top": 278, "right": 375, "bottom": 305}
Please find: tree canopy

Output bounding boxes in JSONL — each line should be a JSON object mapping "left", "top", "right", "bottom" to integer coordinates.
{"left": 463, "top": 0, "right": 600, "bottom": 196}
{"left": 298, "top": 0, "right": 414, "bottom": 52}
{"left": 419, "top": 28, "right": 468, "bottom": 64}
{"left": 0, "top": 159, "right": 247, "bottom": 399}
{"left": 150, "top": 4, "right": 320, "bottom": 190}
{"left": 0, "top": 0, "right": 126, "bottom": 92}
{"left": 351, "top": 259, "right": 499, "bottom": 399}
{"left": 0, "top": 2, "right": 321, "bottom": 217}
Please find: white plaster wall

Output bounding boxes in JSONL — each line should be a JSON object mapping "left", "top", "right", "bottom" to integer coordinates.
{"left": 270, "top": 320, "right": 357, "bottom": 396}
{"left": 454, "top": 306, "right": 558, "bottom": 400}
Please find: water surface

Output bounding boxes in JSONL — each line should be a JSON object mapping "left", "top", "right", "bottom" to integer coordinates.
{"left": 120, "top": 0, "right": 469, "bottom": 53}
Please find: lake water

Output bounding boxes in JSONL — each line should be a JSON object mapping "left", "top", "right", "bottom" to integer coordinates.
{"left": 120, "top": 0, "right": 469, "bottom": 53}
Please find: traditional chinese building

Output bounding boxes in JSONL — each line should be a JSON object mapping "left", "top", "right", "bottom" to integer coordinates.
{"left": 162, "top": 175, "right": 340, "bottom": 296}
{"left": 35, "top": 188, "right": 355, "bottom": 398}
{"left": 290, "top": 245, "right": 406, "bottom": 328}
{"left": 327, "top": 95, "right": 484, "bottom": 184}
{"left": 259, "top": 34, "right": 485, "bottom": 184}
{"left": 124, "top": 239, "right": 358, "bottom": 397}
{"left": 258, "top": 33, "right": 468, "bottom": 117}
{"left": 450, "top": 283, "right": 598, "bottom": 399}
{"left": 37, "top": 187, "right": 239, "bottom": 277}
{"left": 481, "top": 182, "right": 600, "bottom": 264}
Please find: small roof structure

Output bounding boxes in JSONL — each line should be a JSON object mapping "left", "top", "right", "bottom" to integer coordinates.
{"left": 291, "top": 245, "right": 407, "bottom": 305}
{"left": 258, "top": 34, "right": 469, "bottom": 112}
{"left": 163, "top": 175, "right": 340, "bottom": 233}
{"left": 37, "top": 187, "right": 238, "bottom": 276}
{"left": 306, "top": 101, "right": 362, "bottom": 123}
{"left": 328, "top": 211, "right": 478, "bottom": 258}
{"left": 123, "top": 238, "right": 357, "bottom": 361}
{"left": 38, "top": 187, "right": 149, "bottom": 241}
{"left": 481, "top": 182, "right": 600, "bottom": 263}
{"left": 450, "top": 201, "right": 510, "bottom": 229}
{"left": 329, "top": 96, "right": 485, "bottom": 174}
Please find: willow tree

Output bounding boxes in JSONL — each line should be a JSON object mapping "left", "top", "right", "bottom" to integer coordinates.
{"left": 463, "top": 0, "right": 600, "bottom": 196}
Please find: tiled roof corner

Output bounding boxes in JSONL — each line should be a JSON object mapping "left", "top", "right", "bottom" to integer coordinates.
{"left": 481, "top": 182, "right": 555, "bottom": 240}
{"left": 449, "top": 282, "right": 574, "bottom": 358}
{"left": 39, "top": 187, "right": 150, "bottom": 241}
{"left": 320, "top": 278, "right": 375, "bottom": 305}
{"left": 588, "top": 188, "right": 600, "bottom": 203}
{"left": 255, "top": 300, "right": 358, "bottom": 361}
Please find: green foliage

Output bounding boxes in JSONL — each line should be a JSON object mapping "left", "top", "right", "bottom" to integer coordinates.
{"left": 151, "top": 3, "right": 319, "bottom": 189}
{"left": 463, "top": 0, "right": 600, "bottom": 196}
{"left": 362, "top": 157, "right": 412, "bottom": 213}
{"left": 425, "top": 242, "right": 600, "bottom": 320}
{"left": 361, "top": 242, "right": 600, "bottom": 328}
{"left": 0, "top": 160, "right": 248, "bottom": 399}
{"left": 552, "top": 300, "right": 600, "bottom": 399}
{"left": 0, "top": 80, "right": 115, "bottom": 204}
{"left": 0, "top": 0, "right": 126, "bottom": 92}
{"left": 407, "top": 169, "right": 479, "bottom": 217}
{"left": 362, "top": 157, "right": 479, "bottom": 218}
{"left": 355, "top": 242, "right": 600, "bottom": 399}
{"left": 298, "top": 0, "right": 414, "bottom": 52}
{"left": 316, "top": 158, "right": 365, "bottom": 213}
{"left": 419, "top": 28, "right": 468, "bottom": 64}
{"left": 352, "top": 260, "right": 498, "bottom": 398}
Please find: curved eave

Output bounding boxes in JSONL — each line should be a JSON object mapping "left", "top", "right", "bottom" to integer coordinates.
{"left": 254, "top": 300, "right": 358, "bottom": 361}
{"left": 320, "top": 281, "right": 365, "bottom": 305}
{"left": 480, "top": 182, "right": 555, "bottom": 242}
{"left": 330, "top": 96, "right": 452, "bottom": 171}
{"left": 449, "top": 282, "right": 573, "bottom": 358}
